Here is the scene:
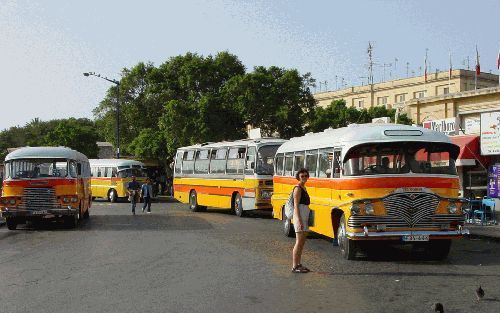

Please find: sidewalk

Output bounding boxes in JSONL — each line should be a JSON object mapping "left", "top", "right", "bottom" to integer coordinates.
{"left": 466, "top": 223, "right": 500, "bottom": 241}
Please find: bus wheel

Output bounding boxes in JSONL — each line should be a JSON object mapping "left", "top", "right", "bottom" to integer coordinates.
{"left": 108, "top": 189, "right": 117, "bottom": 203}
{"left": 83, "top": 204, "right": 90, "bottom": 219}
{"left": 189, "top": 190, "right": 201, "bottom": 212}
{"left": 283, "top": 208, "right": 295, "bottom": 238}
{"left": 6, "top": 218, "right": 17, "bottom": 230}
{"left": 233, "top": 193, "right": 244, "bottom": 217}
{"left": 64, "top": 212, "right": 78, "bottom": 229}
{"left": 338, "top": 214, "right": 357, "bottom": 260}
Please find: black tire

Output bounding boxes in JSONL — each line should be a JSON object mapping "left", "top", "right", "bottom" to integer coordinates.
{"left": 83, "top": 206, "right": 90, "bottom": 219}
{"left": 283, "top": 207, "right": 295, "bottom": 238}
{"left": 64, "top": 210, "right": 79, "bottom": 229}
{"left": 233, "top": 193, "right": 244, "bottom": 217}
{"left": 338, "top": 214, "right": 357, "bottom": 260}
{"left": 6, "top": 218, "right": 17, "bottom": 230}
{"left": 189, "top": 190, "right": 202, "bottom": 212}
{"left": 108, "top": 189, "right": 117, "bottom": 203}
{"left": 423, "top": 240, "right": 452, "bottom": 260}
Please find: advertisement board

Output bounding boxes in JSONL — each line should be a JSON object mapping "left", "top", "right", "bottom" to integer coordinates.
{"left": 488, "top": 165, "right": 499, "bottom": 198}
{"left": 480, "top": 112, "right": 500, "bottom": 155}
{"left": 422, "top": 117, "right": 458, "bottom": 135}
{"left": 464, "top": 116, "right": 481, "bottom": 135}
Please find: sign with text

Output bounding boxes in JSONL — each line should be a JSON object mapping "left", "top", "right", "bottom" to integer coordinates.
{"left": 464, "top": 116, "right": 480, "bottom": 135}
{"left": 480, "top": 111, "right": 500, "bottom": 155}
{"left": 422, "top": 117, "right": 458, "bottom": 135}
{"left": 488, "top": 165, "right": 499, "bottom": 198}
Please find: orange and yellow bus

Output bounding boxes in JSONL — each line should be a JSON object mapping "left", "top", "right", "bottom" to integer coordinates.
{"left": 173, "top": 138, "right": 286, "bottom": 216}
{"left": 272, "top": 124, "right": 468, "bottom": 260}
{"left": 89, "top": 159, "right": 147, "bottom": 202}
{"left": 1, "top": 147, "right": 91, "bottom": 229}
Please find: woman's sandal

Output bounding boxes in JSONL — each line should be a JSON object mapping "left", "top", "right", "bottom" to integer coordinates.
{"left": 291, "top": 264, "right": 310, "bottom": 273}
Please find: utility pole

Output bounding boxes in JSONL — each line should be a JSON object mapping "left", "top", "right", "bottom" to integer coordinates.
{"left": 367, "top": 42, "right": 374, "bottom": 85}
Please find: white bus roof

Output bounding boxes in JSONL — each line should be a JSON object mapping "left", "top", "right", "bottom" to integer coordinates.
{"left": 178, "top": 138, "right": 287, "bottom": 150}
{"left": 277, "top": 123, "right": 456, "bottom": 155}
{"left": 89, "top": 159, "right": 145, "bottom": 167}
{"left": 5, "top": 147, "right": 89, "bottom": 162}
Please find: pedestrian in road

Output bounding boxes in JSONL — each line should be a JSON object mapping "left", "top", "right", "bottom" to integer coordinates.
{"left": 127, "top": 175, "right": 141, "bottom": 215}
{"left": 292, "top": 168, "right": 311, "bottom": 273}
{"left": 141, "top": 178, "right": 153, "bottom": 214}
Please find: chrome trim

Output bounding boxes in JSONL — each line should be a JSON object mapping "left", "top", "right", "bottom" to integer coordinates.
{"left": 346, "top": 229, "right": 469, "bottom": 238}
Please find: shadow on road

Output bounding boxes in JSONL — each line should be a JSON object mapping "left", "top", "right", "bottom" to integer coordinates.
{"left": 5, "top": 214, "right": 213, "bottom": 232}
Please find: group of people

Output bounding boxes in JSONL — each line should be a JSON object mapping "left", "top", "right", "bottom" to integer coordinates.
{"left": 126, "top": 176, "right": 154, "bottom": 215}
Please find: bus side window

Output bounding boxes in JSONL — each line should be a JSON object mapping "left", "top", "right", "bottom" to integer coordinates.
{"left": 77, "top": 163, "right": 82, "bottom": 176}
{"left": 210, "top": 148, "right": 227, "bottom": 174}
{"left": 333, "top": 150, "right": 341, "bottom": 178}
{"left": 97, "top": 167, "right": 102, "bottom": 177}
{"left": 284, "top": 153, "right": 293, "bottom": 177}
{"left": 275, "top": 153, "right": 285, "bottom": 176}
{"left": 305, "top": 150, "right": 318, "bottom": 177}
{"left": 318, "top": 148, "right": 333, "bottom": 178}
{"left": 174, "top": 151, "right": 183, "bottom": 175}
{"left": 111, "top": 168, "right": 117, "bottom": 177}
{"left": 245, "top": 146, "right": 256, "bottom": 175}
{"left": 293, "top": 151, "right": 305, "bottom": 177}
{"left": 227, "top": 147, "right": 245, "bottom": 175}
{"left": 182, "top": 150, "right": 195, "bottom": 174}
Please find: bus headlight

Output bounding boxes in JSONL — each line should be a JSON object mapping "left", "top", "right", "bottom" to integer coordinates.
{"left": 260, "top": 190, "right": 273, "bottom": 200}
{"left": 9, "top": 199, "right": 16, "bottom": 205}
{"left": 448, "top": 201, "right": 457, "bottom": 214}
{"left": 364, "top": 201, "right": 374, "bottom": 215}
{"left": 350, "top": 203, "right": 361, "bottom": 215}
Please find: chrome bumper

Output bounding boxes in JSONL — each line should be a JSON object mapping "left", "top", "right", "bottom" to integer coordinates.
{"left": 1, "top": 206, "right": 77, "bottom": 217}
{"left": 347, "top": 227, "right": 469, "bottom": 239}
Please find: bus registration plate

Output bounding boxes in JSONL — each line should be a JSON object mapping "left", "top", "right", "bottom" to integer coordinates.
{"left": 402, "top": 235, "right": 429, "bottom": 242}
{"left": 32, "top": 210, "right": 48, "bottom": 215}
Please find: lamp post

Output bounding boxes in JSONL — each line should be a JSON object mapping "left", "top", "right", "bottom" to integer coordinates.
{"left": 83, "top": 72, "right": 121, "bottom": 159}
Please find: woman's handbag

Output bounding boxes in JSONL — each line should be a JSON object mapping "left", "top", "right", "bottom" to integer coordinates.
{"left": 284, "top": 186, "right": 297, "bottom": 219}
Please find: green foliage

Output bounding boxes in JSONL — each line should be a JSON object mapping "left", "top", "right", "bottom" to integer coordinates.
{"left": 308, "top": 99, "right": 413, "bottom": 132}
{"left": 221, "top": 66, "right": 316, "bottom": 139}
{"left": 0, "top": 118, "right": 100, "bottom": 161}
{"left": 128, "top": 128, "right": 168, "bottom": 161}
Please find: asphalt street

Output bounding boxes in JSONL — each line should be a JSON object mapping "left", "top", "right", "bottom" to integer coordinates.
{"left": 0, "top": 198, "right": 499, "bottom": 313}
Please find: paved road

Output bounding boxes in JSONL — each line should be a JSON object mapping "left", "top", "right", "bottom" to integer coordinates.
{"left": 0, "top": 199, "right": 499, "bottom": 313}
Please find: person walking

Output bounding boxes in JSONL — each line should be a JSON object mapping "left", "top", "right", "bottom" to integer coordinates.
{"left": 141, "top": 178, "right": 153, "bottom": 214}
{"left": 292, "top": 168, "right": 311, "bottom": 273}
{"left": 127, "top": 176, "right": 141, "bottom": 215}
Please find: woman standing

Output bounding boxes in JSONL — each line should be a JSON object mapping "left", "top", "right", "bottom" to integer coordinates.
{"left": 292, "top": 168, "right": 311, "bottom": 273}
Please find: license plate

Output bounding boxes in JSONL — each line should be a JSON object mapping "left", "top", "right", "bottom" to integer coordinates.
{"left": 402, "top": 235, "right": 429, "bottom": 242}
{"left": 32, "top": 210, "right": 48, "bottom": 215}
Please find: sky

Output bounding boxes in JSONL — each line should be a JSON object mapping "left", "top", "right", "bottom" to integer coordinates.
{"left": 1, "top": 0, "right": 499, "bottom": 130}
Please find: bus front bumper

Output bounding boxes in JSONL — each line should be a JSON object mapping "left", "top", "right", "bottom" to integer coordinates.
{"left": 1, "top": 206, "right": 78, "bottom": 218}
{"left": 347, "top": 227, "right": 469, "bottom": 241}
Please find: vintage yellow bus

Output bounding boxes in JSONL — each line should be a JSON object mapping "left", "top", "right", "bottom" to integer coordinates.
{"left": 173, "top": 138, "right": 286, "bottom": 216}
{"left": 89, "top": 159, "right": 147, "bottom": 202}
{"left": 0, "top": 147, "right": 91, "bottom": 229}
{"left": 272, "top": 124, "right": 468, "bottom": 260}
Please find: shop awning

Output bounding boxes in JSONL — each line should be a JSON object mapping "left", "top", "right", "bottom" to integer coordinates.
{"left": 450, "top": 135, "right": 489, "bottom": 167}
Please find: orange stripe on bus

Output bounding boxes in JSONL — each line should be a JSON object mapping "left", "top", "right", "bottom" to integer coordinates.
{"left": 273, "top": 176, "right": 459, "bottom": 189}
{"left": 174, "top": 184, "right": 245, "bottom": 196}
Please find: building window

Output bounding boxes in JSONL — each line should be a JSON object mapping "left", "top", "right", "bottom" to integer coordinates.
{"left": 396, "top": 94, "right": 406, "bottom": 103}
{"left": 443, "top": 87, "right": 449, "bottom": 95}
{"left": 357, "top": 99, "right": 364, "bottom": 108}
{"left": 414, "top": 90, "right": 426, "bottom": 99}
{"left": 377, "top": 96, "right": 388, "bottom": 105}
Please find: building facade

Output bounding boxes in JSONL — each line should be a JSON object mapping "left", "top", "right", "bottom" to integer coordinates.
{"left": 314, "top": 69, "right": 498, "bottom": 110}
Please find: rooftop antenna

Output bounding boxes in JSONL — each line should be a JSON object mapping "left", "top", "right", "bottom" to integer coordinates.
{"left": 406, "top": 62, "right": 410, "bottom": 78}
{"left": 335, "top": 75, "right": 338, "bottom": 90}
{"left": 367, "top": 41, "right": 374, "bottom": 85}
{"left": 394, "top": 58, "right": 399, "bottom": 78}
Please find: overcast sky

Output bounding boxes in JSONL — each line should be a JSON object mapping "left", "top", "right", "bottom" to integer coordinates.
{"left": 1, "top": 0, "right": 499, "bottom": 130}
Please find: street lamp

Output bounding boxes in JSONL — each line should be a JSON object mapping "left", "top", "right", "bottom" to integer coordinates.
{"left": 83, "top": 72, "right": 121, "bottom": 159}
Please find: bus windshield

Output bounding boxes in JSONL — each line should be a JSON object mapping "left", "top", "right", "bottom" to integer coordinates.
{"left": 6, "top": 159, "right": 75, "bottom": 179}
{"left": 117, "top": 168, "right": 147, "bottom": 178}
{"left": 256, "top": 145, "right": 280, "bottom": 175}
{"left": 343, "top": 142, "right": 457, "bottom": 176}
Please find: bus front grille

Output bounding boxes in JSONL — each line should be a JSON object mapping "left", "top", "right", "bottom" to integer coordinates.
{"left": 348, "top": 193, "right": 464, "bottom": 229}
{"left": 20, "top": 188, "right": 59, "bottom": 211}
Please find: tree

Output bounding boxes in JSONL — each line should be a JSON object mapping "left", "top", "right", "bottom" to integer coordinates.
{"left": 41, "top": 118, "right": 99, "bottom": 158}
{"left": 308, "top": 99, "right": 413, "bottom": 132}
{"left": 221, "top": 66, "right": 316, "bottom": 138}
